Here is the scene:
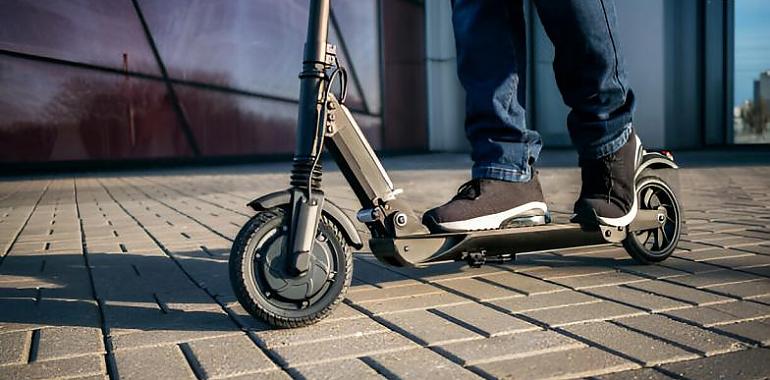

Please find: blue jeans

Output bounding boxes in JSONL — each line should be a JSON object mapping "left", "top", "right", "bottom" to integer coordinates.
{"left": 452, "top": 0, "right": 635, "bottom": 182}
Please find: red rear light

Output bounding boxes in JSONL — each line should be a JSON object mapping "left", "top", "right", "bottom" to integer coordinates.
{"left": 659, "top": 150, "right": 674, "bottom": 160}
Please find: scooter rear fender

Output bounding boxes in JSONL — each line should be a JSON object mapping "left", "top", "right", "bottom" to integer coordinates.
{"left": 247, "top": 190, "right": 364, "bottom": 249}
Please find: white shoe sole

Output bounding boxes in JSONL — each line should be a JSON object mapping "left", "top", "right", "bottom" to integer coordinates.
{"left": 436, "top": 201, "right": 549, "bottom": 232}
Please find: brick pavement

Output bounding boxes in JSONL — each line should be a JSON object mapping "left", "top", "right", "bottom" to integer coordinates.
{"left": 1, "top": 153, "right": 770, "bottom": 379}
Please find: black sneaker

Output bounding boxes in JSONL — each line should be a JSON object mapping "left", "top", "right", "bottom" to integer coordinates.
{"left": 422, "top": 173, "right": 549, "bottom": 232}
{"left": 572, "top": 132, "right": 643, "bottom": 228}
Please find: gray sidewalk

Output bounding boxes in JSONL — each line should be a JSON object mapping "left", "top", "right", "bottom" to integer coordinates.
{"left": 1, "top": 153, "right": 770, "bottom": 380}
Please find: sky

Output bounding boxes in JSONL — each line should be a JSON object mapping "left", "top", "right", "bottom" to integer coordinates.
{"left": 734, "top": 0, "right": 770, "bottom": 106}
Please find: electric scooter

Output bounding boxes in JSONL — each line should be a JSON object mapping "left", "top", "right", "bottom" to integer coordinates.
{"left": 229, "top": 0, "right": 683, "bottom": 328}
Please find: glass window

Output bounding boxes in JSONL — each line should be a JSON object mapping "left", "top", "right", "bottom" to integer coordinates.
{"left": 0, "top": 0, "right": 160, "bottom": 75}
{"left": 733, "top": 0, "right": 770, "bottom": 144}
{"left": 0, "top": 56, "right": 190, "bottom": 162}
{"left": 137, "top": 0, "right": 376, "bottom": 114}
{"left": 174, "top": 83, "right": 381, "bottom": 156}
{"left": 332, "top": 0, "right": 381, "bottom": 114}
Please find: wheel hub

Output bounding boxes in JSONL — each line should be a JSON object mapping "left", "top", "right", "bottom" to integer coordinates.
{"left": 258, "top": 230, "right": 333, "bottom": 302}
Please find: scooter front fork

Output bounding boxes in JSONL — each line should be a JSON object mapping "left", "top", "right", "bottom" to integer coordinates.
{"left": 287, "top": 187, "right": 325, "bottom": 276}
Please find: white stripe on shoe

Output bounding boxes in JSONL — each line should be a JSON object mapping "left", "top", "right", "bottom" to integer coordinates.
{"left": 436, "top": 201, "right": 549, "bottom": 232}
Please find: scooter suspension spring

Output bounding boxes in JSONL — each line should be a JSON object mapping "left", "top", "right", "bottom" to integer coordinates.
{"left": 290, "top": 157, "right": 322, "bottom": 191}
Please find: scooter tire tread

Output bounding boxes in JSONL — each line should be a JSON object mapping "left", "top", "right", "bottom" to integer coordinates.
{"left": 229, "top": 208, "right": 353, "bottom": 328}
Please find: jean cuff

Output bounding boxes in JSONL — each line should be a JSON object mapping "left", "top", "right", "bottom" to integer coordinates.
{"left": 472, "top": 163, "right": 532, "bottom": 182}
{"left": 580, "top": 123, "right": 633, "bottom": 159}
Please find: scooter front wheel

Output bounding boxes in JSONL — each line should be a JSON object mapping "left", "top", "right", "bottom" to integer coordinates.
{"left": 229, "top": 208, "right": 352, "bottom": 328}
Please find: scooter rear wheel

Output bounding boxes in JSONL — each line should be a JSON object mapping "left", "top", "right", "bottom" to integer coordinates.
{"left": 229, "top": 208, "right": 352, "bottom": 328}
{"left": 623, "top": 176, "right": 682, "bottom": 264}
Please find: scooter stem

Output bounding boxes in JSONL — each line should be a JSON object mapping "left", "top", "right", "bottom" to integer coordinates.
{"left": 287, "top": 0, "right": 333, "bottom": 276}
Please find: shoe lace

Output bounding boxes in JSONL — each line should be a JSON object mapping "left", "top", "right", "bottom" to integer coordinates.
{"left": 454, "top": 179, "right": 481, "bottom": 200}
{"left": 604, "top": 155, "right": 617, "bottom": 204}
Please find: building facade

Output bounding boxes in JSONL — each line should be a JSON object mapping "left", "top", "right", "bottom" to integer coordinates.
{"left": 426, "top": 0, "right": 769, "bottom": 152}
{"left": 1, "top": 0, "right": 767, "bottom": 167}
{"left": 0, "top": 0, "right": 426, "bottom": 165}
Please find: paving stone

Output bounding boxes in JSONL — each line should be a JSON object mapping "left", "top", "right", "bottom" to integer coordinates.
{"left": 592, "top": 366, "right": 678, "bottom": 380}
{"left": 522, "top": 300, "right": 644, "bottom": 327}
{"left": 704, "top": 253, "right": 770, "bottom": 269}
{"left": 255, "top": 317, "right": 386, "bottom": 348}
{"left": 614, "top": 314, "right": 746, "bottom": 355}
{"left": 437, "top": 277, "right": 524, "bottom": 302}
{"left": 657, "top": 347, "right": 770, "bottom": 379}
{"left": 626, "top": 280, "right": 733, "bottom": 306}
{"left": 478, "top": 271, "right": 566, "bottom": 295}
{"left": 489, "top": 290, "right": 600, "bottom": 314}
{"left": 0, "top": 354, "right": 104, "bottom": 380}
{"left": 182, "top": 334, "right": 276, "bottom": 378}
{"left": 743, "top": 265, "right": 770, "bottom": 278}
{"left": 551, "top": 271, "right": 650, "bottom": 290}
{"left": 435, "top": 329, "right": 583, "bottom": 366}
{"left": 352, "top": 259, "right": 420, "bottom": 288}
{"left": 36, "top": 327, "right": 104, "bottom": 361}
{"left": 708, "top": 279, "right": 770, "bottom": 299}
{"left": 270, "top": 331, "right": 417, "bottom": 367}
{"left": 115, "top": 345, "right": 195, "bottom": 380}
{"left": 472, "top": 347, "right": 639, "bottom": 380}
{"left": 389, "top": 260, "right": 510, "bottom": 283}
{"left": 356, "top": 291, "right": 470, "bottom": 315}
{"left": 363, "top": 348, "right": 480, "bottom": 379}
{"left": 585, "top": 286, "right": 691, "bottom": 312}
{"left": 346, "top": 283, "right": 442, "bottom": 303}
{"left": 321, "top": 302, "right": 370, "bottom": 323}
{"left": 562, "top": 322, "right": 699, "bottom": 365}
{"left": 659, "top": 257, "right": 723, "bottom": 274}
{"left": 713, "top": 318, "right": 770, "bottom": 346}
{"left": 0, "top": 330, "right": 29, "bottom": 365}
{"left": 665, "top": 301, "right": 770, "bottom": 327}
{"left": 287, "top": 359, "right": 384, "bottom": 379}
{"left": 378, "top": 309, "right": 481, "bottom": 346}
{"left": 666, "top": 270, "right": 762, "bottom": 289}
{"left": 676, "top": 248, "right": 754, "bottom": 262}
{"left": 431, "top": 303, "right": 539, "bottom": 337}
{"left": 736, "top": 244, "right": 770, "bottom": 256}
{"left": 700, "top": 236, "right": 767, "bottom": 249}
{"left": 529, "top": 266, "right": 616, "bottom": 280}
{"left": 618, "top": 264, "right": 689, "bottom": 279}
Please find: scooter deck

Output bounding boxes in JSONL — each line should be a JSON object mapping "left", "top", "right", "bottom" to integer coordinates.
{"left": 368, "top": 211, "right": 626, "bottom": 267}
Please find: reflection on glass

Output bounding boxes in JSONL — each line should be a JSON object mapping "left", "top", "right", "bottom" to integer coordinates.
{"left": 0, "top": 56, "right": 191, "bottom": 162}
{"left": 174, "top": 83, "right": 381, "bottom": 156}
{"left": 0, "top": 0, "right": 160, "bottom": 75}
{"left": 174, "top": 84, "right": 297, "bottom": 156}
{"left": 138, "top": 0, "right": 377, "bottom": 114}
{"left": 733, "top": 0, "right": 770, "bottom": 144}
{"left": 332, "top": 0, "right": 381, "bottom": 114}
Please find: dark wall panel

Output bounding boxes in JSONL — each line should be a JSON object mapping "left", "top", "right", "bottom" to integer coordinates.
{"left": 381, "top": 0, "right": 428, "bottom": 151}
{"left": 0, "top": 56, "right": 192, "bottom": 162}
{"left": 0, "top": 0, "right": 160, "bottom": 75}
{"left": 0, "top": 0, "right": 420, "bottom": 165}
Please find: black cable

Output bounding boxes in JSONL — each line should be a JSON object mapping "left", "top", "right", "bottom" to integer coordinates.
{"left": 307, "top": 57, "right": 348, "bottom": 195}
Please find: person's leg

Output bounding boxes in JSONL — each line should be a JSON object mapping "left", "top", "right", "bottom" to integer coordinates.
{"left": 423, "top": 0, "right": 548, "bottom": 232}
{"left": 533, "top": 0, "right": 641, "bottom": 227}
{"left": 453, "top": 0, "right": 541, "bottom": 182}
